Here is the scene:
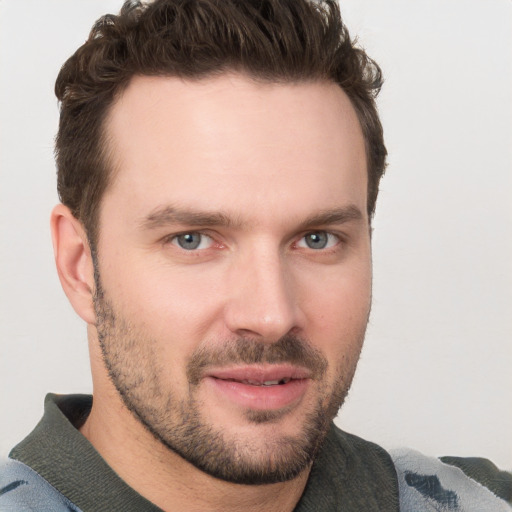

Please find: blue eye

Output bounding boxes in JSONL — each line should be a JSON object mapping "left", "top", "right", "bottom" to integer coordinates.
{"left": 172, "top": 233, "right": 213, "bottom": 250}
{"left": 297, "top": 232, "right": 338, "bottom": 250}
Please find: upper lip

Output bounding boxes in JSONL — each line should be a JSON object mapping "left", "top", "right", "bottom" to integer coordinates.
{"left": 206, "top": 364, "right": 312, "bottom": 384}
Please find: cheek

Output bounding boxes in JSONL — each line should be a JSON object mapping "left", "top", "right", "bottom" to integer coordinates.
{"left": 102, "top": 257, "right": 226, "bottom": 343}
{"left": 298, "top": 268, "right": 369, "bottom": 410}
{"left": 299, "top": 263, "right": 372, "bottom": 350}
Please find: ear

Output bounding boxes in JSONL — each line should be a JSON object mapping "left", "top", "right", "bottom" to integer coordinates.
{"left": 51, "top": 204, "right": 96, "bottom": 325}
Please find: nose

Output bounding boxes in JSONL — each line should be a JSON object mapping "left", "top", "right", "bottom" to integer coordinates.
{"left": 223, "top": 247, "right": 303, "bottom": 342}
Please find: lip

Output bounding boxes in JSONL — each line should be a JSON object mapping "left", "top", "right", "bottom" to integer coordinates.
{"left": 204, "top": 364, "right": 311, "bottom": 411}
{"left": 207, "top": 364, "right": 312, "bottom": 383}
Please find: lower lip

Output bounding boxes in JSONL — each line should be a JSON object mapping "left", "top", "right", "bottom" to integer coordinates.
{"left": 206, "top": 377, "right": 309, "bottom": 411}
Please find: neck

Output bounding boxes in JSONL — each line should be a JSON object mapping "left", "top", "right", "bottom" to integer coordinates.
{"left": 80, "top": 389, "right": 310, "bottom": 512}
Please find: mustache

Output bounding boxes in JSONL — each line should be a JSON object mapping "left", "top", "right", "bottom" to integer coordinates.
{"left": 187, "top": 334, "right": 328, "bottom": 385}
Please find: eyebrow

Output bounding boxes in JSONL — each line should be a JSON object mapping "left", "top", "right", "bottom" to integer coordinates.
{"left": 140, "top": 206, "right": 244, "bottom": 230}
{"left": 296, "top": 205, "right": 364, "bottom": 231}
{"left": 140, "top": 204, "right": 364, "bottom": 231}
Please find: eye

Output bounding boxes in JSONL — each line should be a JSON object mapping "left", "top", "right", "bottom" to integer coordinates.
{"left": 171, "top": 232, "right": 214, "bottom": 250}
{"left": 297, "top": 231, "right": 339, "bottom": 250}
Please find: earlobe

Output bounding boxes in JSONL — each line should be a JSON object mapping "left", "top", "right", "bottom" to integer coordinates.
{"left": 51, "top": 204, "right": 96, "bottom": 325}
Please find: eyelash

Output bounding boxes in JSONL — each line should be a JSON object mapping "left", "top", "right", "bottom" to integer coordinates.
{"left": 295, "top": 232, "right": 340, "bottom": 250}
{"left": 162, "top": 231, "right": 218, "bottom": 251}
{"left": 163, "top": 230, "right": 342, "bottom": 253}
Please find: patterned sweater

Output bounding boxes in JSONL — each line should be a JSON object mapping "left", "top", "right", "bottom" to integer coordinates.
{"left": 1, "top": 394, "right": 511, "bottom": 511}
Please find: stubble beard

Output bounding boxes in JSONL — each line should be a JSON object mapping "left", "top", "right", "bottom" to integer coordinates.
{"left": 93, "top": 271, "right": 365, "bottom": 485}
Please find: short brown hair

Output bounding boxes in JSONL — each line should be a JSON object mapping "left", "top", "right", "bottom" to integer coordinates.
{"left": 55, "top": 0, "right": 386, "bottom": 245}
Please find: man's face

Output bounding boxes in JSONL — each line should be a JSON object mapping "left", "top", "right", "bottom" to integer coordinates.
{"left": 93, "top": 74, "right": 371, "bottom": 484}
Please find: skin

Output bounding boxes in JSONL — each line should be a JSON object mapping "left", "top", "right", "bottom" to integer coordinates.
{"left": 51, "top": 74, "right": 372, "bottom": 512}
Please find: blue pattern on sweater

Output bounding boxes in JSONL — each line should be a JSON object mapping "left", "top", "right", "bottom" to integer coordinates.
{"left": 0, "top": 458, "right": 82, "bottom": 511}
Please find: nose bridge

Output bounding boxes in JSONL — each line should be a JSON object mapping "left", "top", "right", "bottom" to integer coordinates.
{"left": 224, "top": 241, "right": 299, "bottom": 340}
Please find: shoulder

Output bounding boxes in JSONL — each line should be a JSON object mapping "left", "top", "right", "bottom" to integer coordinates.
{"left": 0, "top": 458, "right": 83, "bottom": 511}
{"left": 390, "top": 448, "right": 512, "bottom": 511}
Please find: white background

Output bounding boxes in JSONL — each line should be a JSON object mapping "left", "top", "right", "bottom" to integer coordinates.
{"left": 1, "top": 1, "right": 511, "bottom": 469}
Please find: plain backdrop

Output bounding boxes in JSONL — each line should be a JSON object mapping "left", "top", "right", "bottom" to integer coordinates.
{"left": 1, "top": 1, "right": 511, "bottom": 469}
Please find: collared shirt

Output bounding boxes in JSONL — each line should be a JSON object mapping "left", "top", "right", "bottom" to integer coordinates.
{"left": 2, "top": 394, "right": 511, "bottom": 511}
{"left": 2, "top": 394, "right": 399, "bottom": 511}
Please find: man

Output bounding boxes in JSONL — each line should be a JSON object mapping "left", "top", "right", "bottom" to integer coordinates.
{"left": 0, "top": 0, "right": 510, "bottom": 510}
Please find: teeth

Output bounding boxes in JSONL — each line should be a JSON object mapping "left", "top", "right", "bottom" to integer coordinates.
{"left": 237, "top": 378, "right": 291, "bottom": 386}
{"left": 226, "top": 378, "right": 292, "bottom": 386}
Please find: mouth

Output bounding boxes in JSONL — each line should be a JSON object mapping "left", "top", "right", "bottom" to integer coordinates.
{"left": 204, "top": 365, "right": 311, "bottom": 411}
{"left": 220, "top": 377, "right": 292, "bottom": 386}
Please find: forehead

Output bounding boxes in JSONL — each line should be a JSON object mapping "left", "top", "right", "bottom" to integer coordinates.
{"left": 102, "top": 74, "right": 367, "bottom": 227}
